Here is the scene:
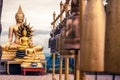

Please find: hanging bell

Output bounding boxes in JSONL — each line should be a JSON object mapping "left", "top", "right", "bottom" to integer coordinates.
{"left": 64, "top": 15, "right": 80, "bottom": 50}
{"left": 63, "top": 0, "right": 80, "bottom": 50}
{"left": 59, "top": 18, "right": 67, "bottom": 51}
{"left": 80, "top": 0, "right": 106, "bottom": 72}
{"left": 55, "top": 24, "right": 62, "bottom": 52}
{"left": 48, "top": 31, "right": 56, "bottom": 53}
{"left": 60, "top": 20, "right": 75, "bottom": 55}
{"left": 105, "top": 0, "right": 120, "bottom": 74}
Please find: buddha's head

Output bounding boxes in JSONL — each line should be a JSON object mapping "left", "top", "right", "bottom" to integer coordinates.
{"left": 15, "top": 6, "right": 24, "bottom": 24}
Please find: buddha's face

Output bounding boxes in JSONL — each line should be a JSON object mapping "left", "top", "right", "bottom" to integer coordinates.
{"left": 16, "top": 13, "right": 24, "bottom": 23}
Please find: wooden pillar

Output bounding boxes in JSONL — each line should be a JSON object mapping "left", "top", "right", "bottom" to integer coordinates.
{"left": 80, "top": 72, "right": 86, "bottom": 80}
{"left": 59, "top": 1, "right": 63, "bottom": 80}
{"left": 64, "top": 0, "right": 70, "bottom": 80}
{"left": 52, "top": 54, "right": 55, "bottom": 80}
{"left": 79, "top": 0, "right": 86, "bottom": 80}
{"left": 60, "top": 1, "right": 63, "bottom": 22}
{"left": 59, "top": 57, "right": 63, "bottom": 80}
{"left": 53, "top": 12, "right": 56, "bottom": 30}
{"left": 65, "top": 58, "right": 69, "bottom": 80}
{"left": 52, "top": 12, "right": 56, "bottom": 80}
{"left": 74, "top": 50, "right": 80, "bottom": 80}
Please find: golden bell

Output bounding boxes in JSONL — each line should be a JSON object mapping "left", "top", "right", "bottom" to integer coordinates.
{"left": 80, "top": 0, "right": 106, "bottom": 72}
{"left": 105, "top": 0, "right": 120, "bottom": 74}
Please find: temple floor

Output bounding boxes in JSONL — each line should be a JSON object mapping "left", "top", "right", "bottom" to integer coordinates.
{"left": 0, "top": 74, "right": 120, "bottom": 80}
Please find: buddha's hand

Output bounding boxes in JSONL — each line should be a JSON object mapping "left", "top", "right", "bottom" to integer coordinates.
{"left": 29, "top": 42, "right": 33, "bottom": 47}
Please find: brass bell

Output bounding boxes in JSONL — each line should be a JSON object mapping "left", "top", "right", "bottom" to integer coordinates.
{"left": 80, "top": 0, "right": 106, "bottom": 72}
{"left": 48, "top": 31, "right": 56, "bottom": 53}
{"left": 63, "top": 0, "right": 80, "bottom": 50}
{"left": 55, "top": 24, "right": 62, "bottom": 52}
{"left": 105, "top": 0, "right": 120, "bottom": 74}
{"left": 64, "top": 15, "right": 80, "bottom": 50}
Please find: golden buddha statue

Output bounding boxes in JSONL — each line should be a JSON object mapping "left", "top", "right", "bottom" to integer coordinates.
{"left": 21, "top": 47, "right": 43, "bottom": 68}
{"left": 1, "top": 6, "right": 25, "bottom": 60}
{"left": 15, "top": 21, "right": 33, "bottom": 59}
{"left": 5, "top": 6, "right": 24, "bottom": 50}
{"left": 15, "top": 21, "right": 43, "bottom": 68}
{"left": 1, "top": 5, "right": 45, "bottom": 68}
{"left": 17, "top": 27, "right": 30, "bottom": 50}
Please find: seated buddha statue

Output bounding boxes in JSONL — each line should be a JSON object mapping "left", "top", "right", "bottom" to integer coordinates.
{"left": 15, "top": 21, "right": 44, "bottom": 68}
{"left": 2, "top": 6, "right": 24, "bottom": 51}
{"left": 14, "top": 19, "right": 34, "bottom": 59}
{"left": 1, "top": 6, "right": 45, "bottom": 67}
{"left": 17, "top": 27, "right": 29, "bottom": 50}
{"left": 1, "top": 6, "right": 25, "bottom": 60}
{"left": 21, "top": 46, "right": 43, "bottom": 68}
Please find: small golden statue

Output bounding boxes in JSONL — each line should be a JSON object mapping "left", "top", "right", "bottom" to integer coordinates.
{"left": 21, "top": 47, "right": 43, "bottom": 68}
{"left": 15, "top": 21, "right": 43, "bottom": 68}
{"left": 17, "top": 21, "right": 33, "bottom": 50}
{"left": 15, "top": 20, "right": 33, "bottom": 59}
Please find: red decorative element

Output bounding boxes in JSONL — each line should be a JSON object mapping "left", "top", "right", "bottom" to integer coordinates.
{"left": 21, "top": 67, "right": 45, "bottom": 75}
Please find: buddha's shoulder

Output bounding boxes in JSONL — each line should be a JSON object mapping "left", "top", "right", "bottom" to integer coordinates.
{"left": 9, "top": 25, "right": 18, "bottom": 29}
{"left": 9, "top": 24, "right": 18, "bottom": 27}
